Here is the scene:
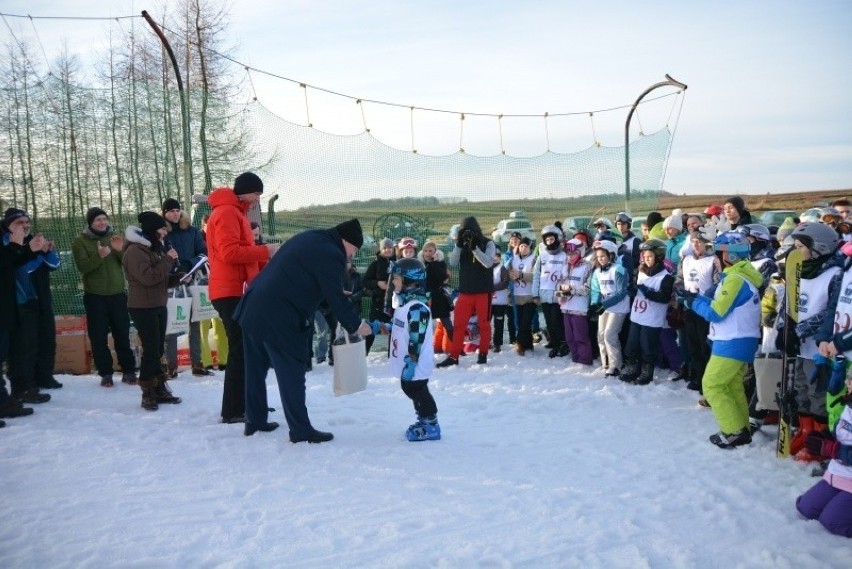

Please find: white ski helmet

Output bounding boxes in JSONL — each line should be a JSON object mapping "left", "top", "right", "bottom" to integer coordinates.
{"left": 593, "top": 217, "right": 613, "bottom": 230}
{"left": 790, "top": 222, "right": 839, "bottom": 257}
{"left": 739, "top": 224, "right": 771, "bottom": 243}
{"left": 593, "top": 239, "right": 619, "bottom": 258}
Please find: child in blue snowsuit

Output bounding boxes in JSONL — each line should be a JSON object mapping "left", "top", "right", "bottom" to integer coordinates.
{"left": 372, "top": 258, "right": 440, "bottom": 441}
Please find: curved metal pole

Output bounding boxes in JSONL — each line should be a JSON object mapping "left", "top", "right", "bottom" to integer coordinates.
{"left": 266, "top": 194, "right": 279, "bottom": 235}
{"left": 624, "top": 74, "right": 687, "bottom": 214}
{"left": 142, "top": 10, "right": 193, "bottom": 209}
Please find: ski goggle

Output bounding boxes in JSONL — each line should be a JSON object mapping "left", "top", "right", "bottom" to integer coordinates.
{"left": 615, "top": 212, "right": 631, "bottom": 224}
{"left": 566, "top": 242, "right": 582, "bottom": 252}
{"left": 399, "top": 237, "right": 417, "bottom": 249}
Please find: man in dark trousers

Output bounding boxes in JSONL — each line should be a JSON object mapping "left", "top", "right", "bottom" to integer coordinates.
{"left": 235, "top": 219, "right": 372, "bottom": 442}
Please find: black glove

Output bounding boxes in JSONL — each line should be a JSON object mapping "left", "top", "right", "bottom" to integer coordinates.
{"left": 588, "top": 303, "right": 604, "bottom": 316}
{"left": 775, "top": 315, "right": 799, "bottom": 357}
{"left": 636, "top": 284, "right": 649, "bottom": 296}
{"left": 762, "top": 312, "right": 777, "bottom": 328}
{"left": 682, "top": 291, "right": 697, "bottom": 310}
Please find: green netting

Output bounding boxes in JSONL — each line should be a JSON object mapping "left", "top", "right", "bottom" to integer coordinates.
{"left": 1, "top": 76, "right": 677, "bottom": 316}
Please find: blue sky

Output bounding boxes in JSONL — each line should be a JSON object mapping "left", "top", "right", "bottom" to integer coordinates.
{"left": 2, "top": 0, "right": 850, "bottom": 196}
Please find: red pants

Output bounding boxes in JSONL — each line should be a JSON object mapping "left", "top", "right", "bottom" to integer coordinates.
{"left": 449, "top": 292, "right": 492, "bottom": 358}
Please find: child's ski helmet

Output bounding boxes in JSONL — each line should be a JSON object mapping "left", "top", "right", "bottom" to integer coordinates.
{"left": 639, "top": 238, "right": 666, "bottom": 259}
{"left": 714, "top": 231, "right": 750, "bottom": 263}
{"left": 390, "top": 258, "right": 426, "bottom": 285}
{"left": 790, "top": 222, "right": 839, "bottom": 257}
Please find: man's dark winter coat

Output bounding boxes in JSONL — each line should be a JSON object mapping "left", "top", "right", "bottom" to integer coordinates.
{"left": 235, "top": 228, "right": 362, "bottom": 351}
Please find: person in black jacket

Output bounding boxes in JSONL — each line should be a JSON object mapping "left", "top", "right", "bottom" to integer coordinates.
{"left": 437, "top": 216, "right": 496, "bottom": 367}
{"left": 235, "top": 219, "right": 372, "bottom": 443}
{"left": 0, "top": 210, "right": 40, "bottom": 423}
{"left": 4, "top": 208, "right": 62, "bottom": 404}
{"left": 362, "top": 237, "right": 395, "bottom": 353}
{"left": 418, "top": 240, "right": 453, "bottom": 346}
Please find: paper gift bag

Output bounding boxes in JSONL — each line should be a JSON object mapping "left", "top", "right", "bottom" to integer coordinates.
{"left": 166, "top": 287, "right": 193, "bottom": 335}
{"left": 332, "top": 328, "right": 368, "bottom": 396}
{"left": 189, "top": 285, "right": 218, "bottom": 322}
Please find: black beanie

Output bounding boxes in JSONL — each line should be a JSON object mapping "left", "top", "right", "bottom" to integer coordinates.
{"left": 162, "top": 198, "right": 181, "bottom": 213}
{"left": 234, "top": 172, "right": 264, "bottom": 195}
{"left": 86, "top": 207, "right": 108, "bottom": 226}
{"left": 334, "top": 218, "right": 364, "bottom": 248}
{"left": 138, "top": 211, "right": 167, "bottom": 237}
{"left": 2, "top": 207, "right": 29, "bottom": 231}
{"left": 724, "top": 196, "right": 746, "bottom": 216}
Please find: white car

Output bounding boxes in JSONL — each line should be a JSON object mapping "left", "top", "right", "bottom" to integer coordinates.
{"left": 491, "top": 217, "right": 535, "bottom": 245}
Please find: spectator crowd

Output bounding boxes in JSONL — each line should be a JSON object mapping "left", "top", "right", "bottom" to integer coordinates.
{"left": 2, "top": 189, "right": 851, "bottom": 537}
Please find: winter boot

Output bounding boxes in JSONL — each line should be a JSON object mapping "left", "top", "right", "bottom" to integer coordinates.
{"left": 557, "top": 343, "right": 570, "bottom": 357}
{"left": 619, "top": 362, "right": 640, "bottom": 383}
{"left": 436, "top": 356, "right": 458, "bottom": 368}
{"left": 154, "top": 377, "right": 182, "bottom": 404}
{"left": 121, "top": 372, "right": 137, "bottom": 385}
{"left": 709, "top": 428, "right": 752, "bottom": 449}
{"left": 406, "top": 416, "right": 441, "bottom": 441}
{"left": 476, "top": 353, "right": 487, "bottom": 365}
{"left": 635, "top": 363, "right": 655, "bottom": 385}
{"left": 139, "top": 379, "right": 159, "bottom": 411}
{"left": 100, "top": 374, "right": 114, "bottom": 388}
{"left": 672, "top": 363, "right": 690, "bottom": 382}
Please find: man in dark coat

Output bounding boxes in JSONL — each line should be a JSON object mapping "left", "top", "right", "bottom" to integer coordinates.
{"left": 0, "top": 210, "right": 39, "bottom": 423}
{"left": 235, "top": 219, "right": 372, "bottom": 442}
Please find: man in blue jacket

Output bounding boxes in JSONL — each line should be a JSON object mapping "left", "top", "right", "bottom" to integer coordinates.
{"left": 235, "top": 219, "right": 372, "bottom": 442}
{"left": 161, "top": 198, "right": 210, "bottom": 377}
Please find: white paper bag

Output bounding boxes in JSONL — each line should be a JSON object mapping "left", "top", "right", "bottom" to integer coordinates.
{"left": 332, "top": 328, "right": 368, "bottom": 396}
{"left": 754, "top": 355, "right": 781, "bottom": 411}
{"left": 166, "top": 287, "right": 193, "bottom": 335}
{"left": 189, "top": 285, "right": 218, "bottom": 322}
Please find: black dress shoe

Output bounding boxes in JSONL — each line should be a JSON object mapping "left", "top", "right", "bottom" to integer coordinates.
{"left": 17, "top": 390, "right": 50, "bottom": 404}
{"left": 0, "top": 400, "right": 34, "bottom": 418}
{"left": 290, "top": 429, "right": 334, "bottom": 444}
{"left": 244, "top": 421, "right": 280, "bottom": 436}
{"left": 222, "top": 414, "right": 246, "bottom": 424}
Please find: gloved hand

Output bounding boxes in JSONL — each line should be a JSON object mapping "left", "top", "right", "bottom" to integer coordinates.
{"left": 401, "top": 355, "right": 417, "bottom": 381}
{"left": 457, "top": 229, "right": 474, "bottom": 249}
{"left": 775, "top": 316, "right": 799, "bottom": 357}
{"left": 636, "top": 284, "right": 649, "bottom": 296}
{"left": 828, "top": 355, "right": 847, "bottom": 395}
{"left": 681, "top": 290, "right": 697, "bottom": 310}
{"left": 804, "top": 432, "right": 839, "bottom": 459}
{"left": 762, "top": 312, "right": 777, "bottom": 328}
{"left": 369, "top": 320, "right": 389, "bottom": 336}
{"left": 588, "top": 303, "right": 604, "bottom": 316}
{"left": 809, "top": 354, "right": 830, "bottom": 385}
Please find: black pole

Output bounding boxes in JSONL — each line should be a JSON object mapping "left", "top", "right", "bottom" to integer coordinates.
{"left": 142, "top": 10, "right": 193, "bottom": 208}
{"left": 624, "top": 74, "right": 687, "bottom": 214}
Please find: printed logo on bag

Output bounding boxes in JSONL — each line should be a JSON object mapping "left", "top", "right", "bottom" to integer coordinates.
{"left": 200, "top": 292, "right": 212, "bottom": 307}
{"left": 177, "top": 306, "right": 187, "bottom": 320}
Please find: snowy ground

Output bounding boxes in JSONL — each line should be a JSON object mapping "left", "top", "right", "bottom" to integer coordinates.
{"left": 1, "top": 347, "right": 848, "bottom": 568}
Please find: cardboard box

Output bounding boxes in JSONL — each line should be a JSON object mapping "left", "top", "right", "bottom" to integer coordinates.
{"left": 107, "top": 330, "right": 142, "bottom": 371}
{"left": 54, "top": 333, "right": 92, "bottom": 375}
{"left": 55, "top": 315, "right": 87, "bottom": 333}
